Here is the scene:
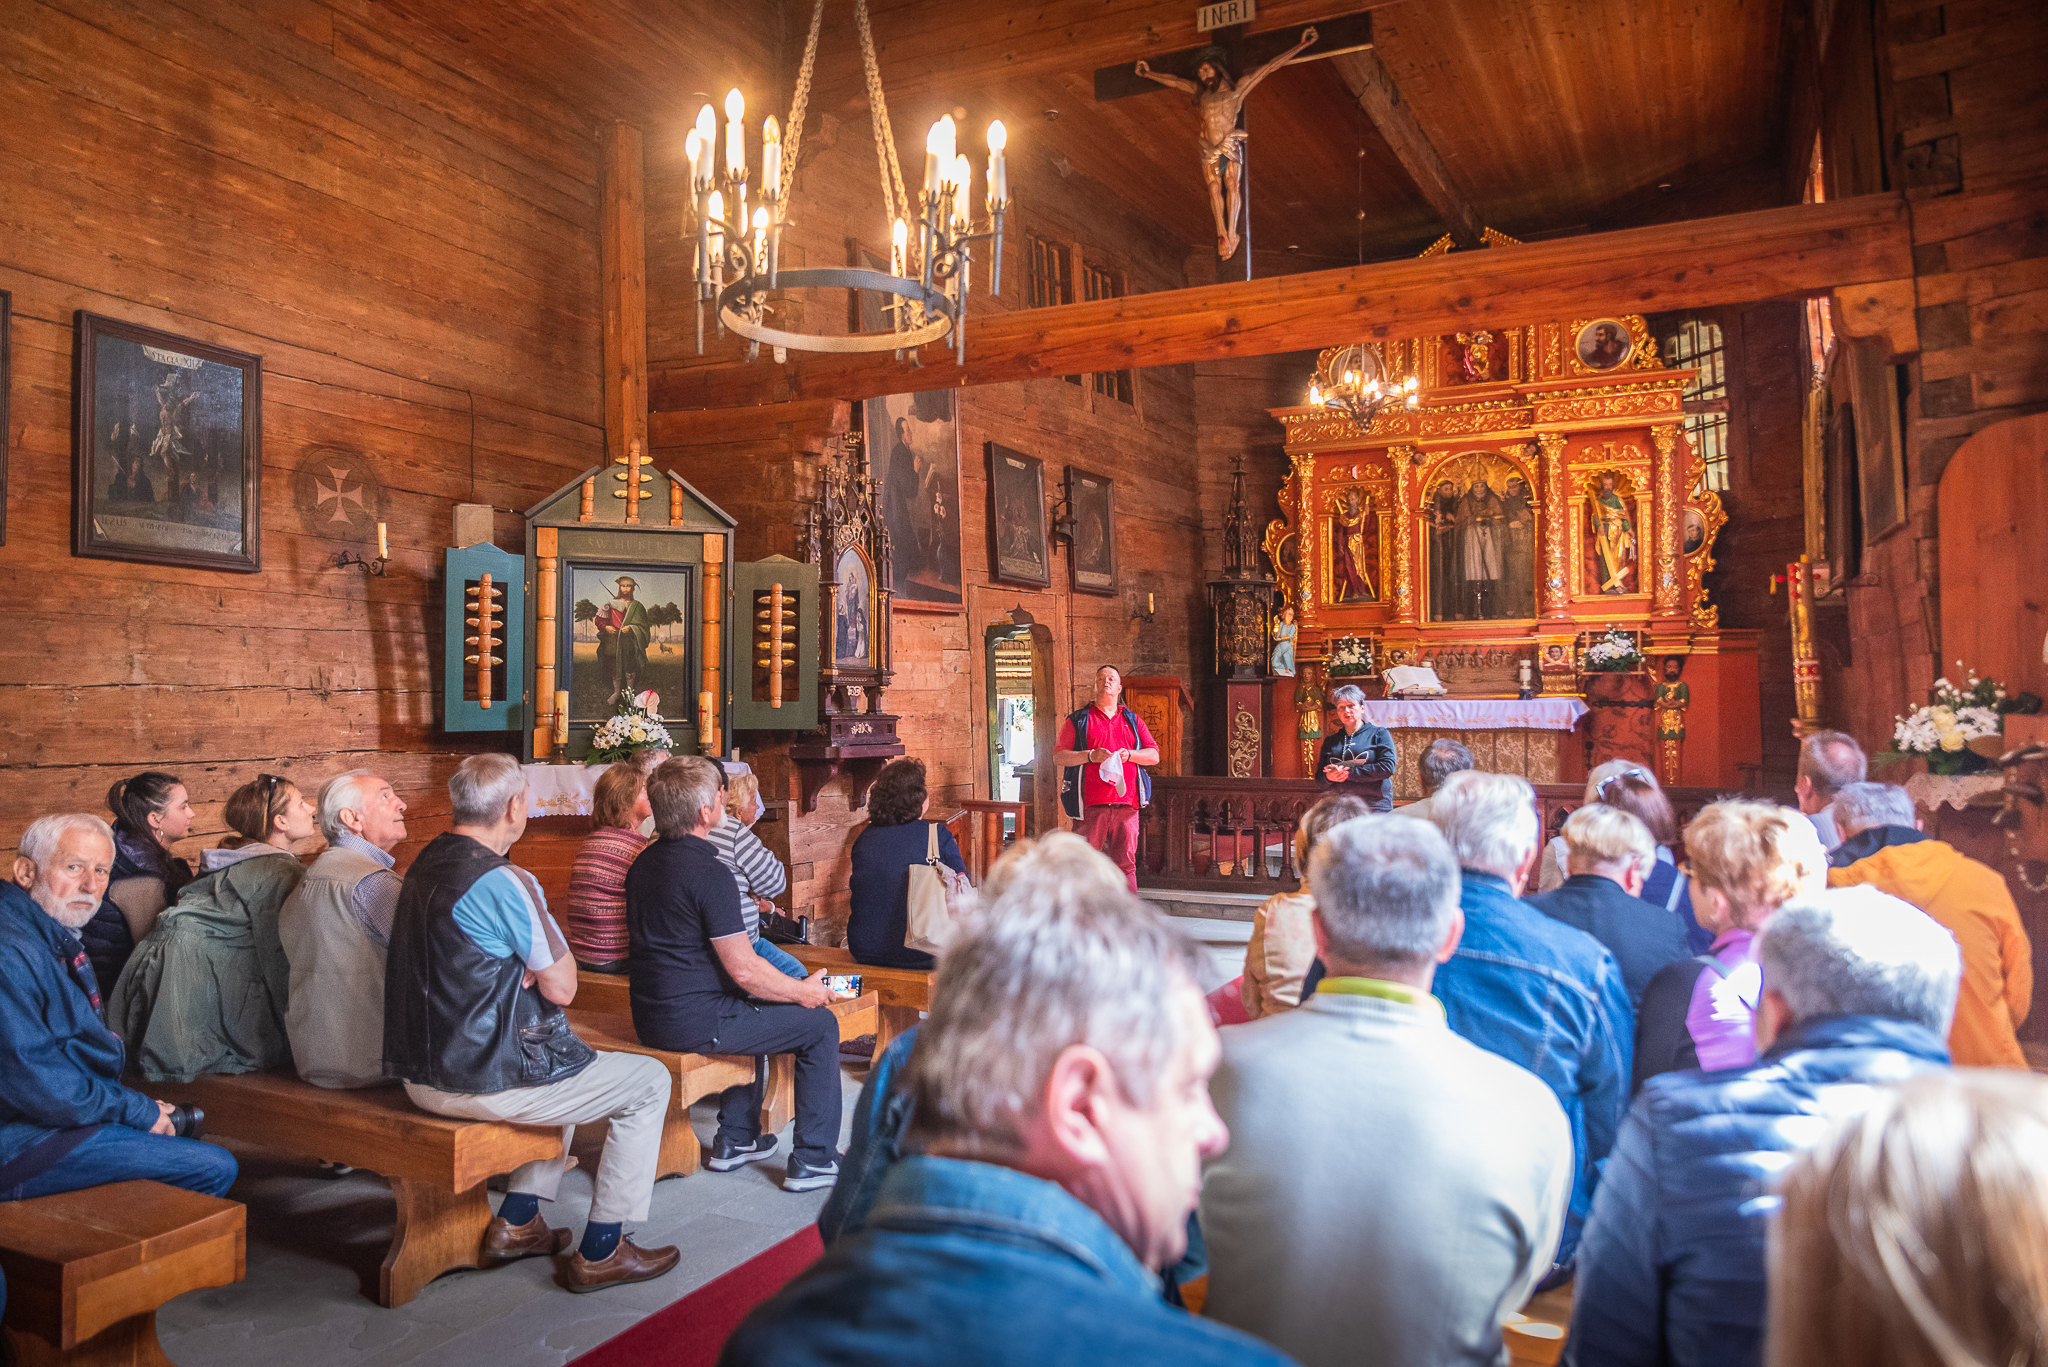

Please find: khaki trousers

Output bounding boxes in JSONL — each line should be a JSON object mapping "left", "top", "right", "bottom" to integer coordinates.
{"left": 404, "top": 1050, "right": 671, "bottom": 1224}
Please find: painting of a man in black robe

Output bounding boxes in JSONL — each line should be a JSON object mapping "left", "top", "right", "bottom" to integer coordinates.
{"left": 1425, "top": 454, "right": 1538, "bottom": 622}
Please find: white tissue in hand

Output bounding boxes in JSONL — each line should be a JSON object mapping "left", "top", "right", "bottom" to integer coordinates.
{"left": 1098, "top": 752, "right": 1125, "bottom": 794}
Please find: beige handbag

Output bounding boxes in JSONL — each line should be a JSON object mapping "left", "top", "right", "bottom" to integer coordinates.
{"left": 904, "top": 822, "right": 973, "bottom": 957}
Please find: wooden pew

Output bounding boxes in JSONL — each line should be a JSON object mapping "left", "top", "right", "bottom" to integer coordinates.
{"left": 0, "top": 1181, "right": 244, "bottom": 1367}
{"left": 567, "top": 978, "right": 878, "bottom": 1141}
{"left": 786, "top": 946, "right": 930, "bottom": 1057}
{"left": 145, "top": 1072, "right": 563, "bottom": 1308}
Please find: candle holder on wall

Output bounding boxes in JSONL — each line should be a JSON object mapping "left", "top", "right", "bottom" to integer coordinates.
{"left": 334, "top": 549, "right": 388, "bottom": 576}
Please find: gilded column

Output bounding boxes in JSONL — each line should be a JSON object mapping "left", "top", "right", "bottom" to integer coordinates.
{"left": 1288, "top": 445, "right": 1317, "bottom": 630}
{"left": 701, "top": 533, "right": 724, "bottom": 755}
{"left": 1651, "top": 424, "right": 1682, "bottom": 614}
{"left": 1390, "top": 445, "right": 1418, "bottom": 626}
{"left": 534, "top": 528, "right": 559, "bottom": 759}
{"left": 1537, "top": 433, "right": 1571, "bottom": 617}
{"left": 1790, "top": 556, "right": 1823, "bottom": 738}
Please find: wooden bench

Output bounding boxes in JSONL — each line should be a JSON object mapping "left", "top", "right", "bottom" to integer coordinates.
{"left": 0, "top": 1180, "right": 244, "bottom": 1367}
{"left": 786, "top": 946, "right": 930, "bottom": 1056}
{"left": 568, "top": 985, "right": 880, "bottom": 1142}
{"left": 144, "top": 1071, "right": 563, "bottom": 1308}
{"left": 1505, "top": 1281, "right": 1573, "bottom": 1366}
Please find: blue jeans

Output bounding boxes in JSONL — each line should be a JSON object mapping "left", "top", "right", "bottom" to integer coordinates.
{"left": 755, "top": 935, "right": 809, "bottom": 980}
{"left": 3, "top": 1125, "right": 237, "bottom": 1202}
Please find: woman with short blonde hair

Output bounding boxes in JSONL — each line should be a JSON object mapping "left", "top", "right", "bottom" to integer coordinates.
{"left": 1769, "top": 1070, "right": 2048, "bottom": 1367}
{"left": 1631, "top": 801, "right": 1827, "bottom": 1091}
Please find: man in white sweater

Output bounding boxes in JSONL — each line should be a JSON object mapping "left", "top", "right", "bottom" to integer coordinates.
{"left": 1201, "top": 816, "right": 1572, "bottom": 1367}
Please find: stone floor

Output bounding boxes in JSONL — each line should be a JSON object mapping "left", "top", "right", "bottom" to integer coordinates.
{"left": 158, "top": 1071, "right": 867, "bottom": 1367}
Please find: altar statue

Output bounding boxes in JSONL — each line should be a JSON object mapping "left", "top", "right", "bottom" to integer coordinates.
{"left": 1270, "top": 604, "right": 1297, "bottom": 676}
{"left": 1426, "top": 478, "right": 1460, "bottom": 619}
{"left": 1134, "top": 27, "right": 1319, "bottom": 259}
{"left": 1654, "top": 655, "right": 1691, "bottom": 785}
{"left": 1331, "top": 487, "right": 1377, "bottom": 602}
{"left": 1589, "top": 472, "right": 1638, "bottom": 594}
{"left": 1458, "top": 478, "right": 1505, "bottom": 618}
{"left": 1501, "top": 474, "right": 1536, "bottom": 617}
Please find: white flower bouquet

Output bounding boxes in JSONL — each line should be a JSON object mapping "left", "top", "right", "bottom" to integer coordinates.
{"left": 1327, "top": 636, "right": 1376, "bottom": 677}
{"left": 1889, "top": 665, "right": 2009, "bottom": 776}
{"left": 1580, "top": 627, "right": 1644, "bottom": 674}
{"left": 587, "top": 690, "right": 675, "bottom": 766}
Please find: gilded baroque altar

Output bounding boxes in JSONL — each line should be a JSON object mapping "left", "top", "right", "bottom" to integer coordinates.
{"left": 1261, "top": 314, "right": 1760, "bottom": 792}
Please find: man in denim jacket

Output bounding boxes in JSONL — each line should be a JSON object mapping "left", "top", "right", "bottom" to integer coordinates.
{"left": 723, "top": 834, "right": 1296, "bottom": 1367}
{"left": 1427, "top": 771, "right": 1634, "bottom": 1276}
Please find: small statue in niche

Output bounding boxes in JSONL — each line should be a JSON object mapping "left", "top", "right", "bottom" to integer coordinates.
{"left": 1589, "top": 471, "right": 1639, "bottom": 595}
{"left": 1453, "top": 330, "right": 1497, "bottom": 383}
{"left": 1270, "top": 604, "right": 1297, "bottom": 676}
{"left": 1655, "top": 655, "right": 1691, "bottom": 785}
{"left": 1330, "top": 487, "right": 1378, "bottom": 603}
{"left": 1134, "top": 27, "right": 1319, "bottom": 259}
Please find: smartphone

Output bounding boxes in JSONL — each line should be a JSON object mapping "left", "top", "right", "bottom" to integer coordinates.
{"left": 827, "top": 974, "right": 864, "bottom": 1000}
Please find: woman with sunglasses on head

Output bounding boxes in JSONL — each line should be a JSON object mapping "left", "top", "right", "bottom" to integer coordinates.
{"left": 88, "top": 772, "right": 200, "bottom": 997}
{"left": 107, "top": 773, "right": 320, "bottom": 1081}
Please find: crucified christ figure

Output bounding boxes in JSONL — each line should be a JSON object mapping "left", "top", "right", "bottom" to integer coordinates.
{"left": 1136, "top": 26, "right": 1318, "bottom": 259}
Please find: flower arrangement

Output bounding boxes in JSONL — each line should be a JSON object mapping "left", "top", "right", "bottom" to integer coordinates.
{"left": 587, "top": 690, "right": 675, "bottom": 766}
{"left": 1327, "top": 636, "right": 1376, "bottom": 677}
{"left": 1888, "top": 664, "right": 2014, "bottom": 775}
{"left": 1580, "top": 627, "right": 1644, "bottom": 674}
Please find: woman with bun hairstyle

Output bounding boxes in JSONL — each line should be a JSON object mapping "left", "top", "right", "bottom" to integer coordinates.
{"left": 89, "top": 772, "right": 198, "bottom": 996}
{"left": 108, "top": 773, "right": 318, "bottom": 1080}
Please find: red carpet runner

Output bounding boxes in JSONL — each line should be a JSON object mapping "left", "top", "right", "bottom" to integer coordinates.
{"left": 566, "top": 1225, "right": 824, "bottom": 1367}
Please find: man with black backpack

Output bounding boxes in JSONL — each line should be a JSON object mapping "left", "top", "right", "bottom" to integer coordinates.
{"left": 1053, "top": 666, "right": 1160, "bottom": 892}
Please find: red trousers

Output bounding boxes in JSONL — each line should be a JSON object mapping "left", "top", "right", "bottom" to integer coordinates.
{"left": 1079, "top": 804, "right": 1141, "bottom": 892}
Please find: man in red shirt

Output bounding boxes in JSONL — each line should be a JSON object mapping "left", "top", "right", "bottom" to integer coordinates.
{"left": 1052, "top": 666, "right": 1161, "bottom": 891}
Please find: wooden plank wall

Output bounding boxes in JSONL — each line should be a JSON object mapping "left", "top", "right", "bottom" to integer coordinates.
{"left": 644, "top": 88, "right": 1219, "bottom": 935}
{"left": 1825, "top": 0, "right": 2048, "bottom": 747}
{"left": 0, "top": 0, "right": 772, "bottom": 862}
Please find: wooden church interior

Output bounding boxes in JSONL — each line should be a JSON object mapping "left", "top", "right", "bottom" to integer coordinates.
{"left": 2, "top": 0, "right": 2046, "bottom": 1359}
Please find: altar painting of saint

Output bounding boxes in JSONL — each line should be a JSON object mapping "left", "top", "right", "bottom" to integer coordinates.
{"left": 1329, "top": 487, "right": 1379, "bottom": 603}
{"left": 835, "top": 548, "right": 873, "bottom": 665}
{"left": 1425, "top": 454, "right": 1536, "bottom": 622}
{"left": 568, "top": 567, "right": 692, "bottom": 721}
{"left": 1585, "top": 472, "right": 1639, "bottom": 595}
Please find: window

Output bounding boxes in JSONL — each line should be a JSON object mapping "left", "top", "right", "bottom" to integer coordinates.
{"left": 1802, "top": 137, "right": 1836, "bottom": 381}
{"left": 1660, "top": 318, "right": 1731, "bottom": 492}
{"left": 1084, "top": 263, "right": 1134, "bottom": 404}
{"left": 1026, "top": 234, "right": 1083, "bottom": 386}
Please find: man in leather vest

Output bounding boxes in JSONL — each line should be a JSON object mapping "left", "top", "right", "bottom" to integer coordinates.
{"left": 384, "top": 754, "right": 680, "bottom": 1293}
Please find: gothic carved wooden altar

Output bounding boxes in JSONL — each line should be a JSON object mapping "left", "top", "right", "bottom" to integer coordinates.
{"left": 1261, "top": 313, "right": 1760, "bottom": 787}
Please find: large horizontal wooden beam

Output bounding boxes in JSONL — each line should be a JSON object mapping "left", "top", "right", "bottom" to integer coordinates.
{"left": 810, "top": 0, "right": 1397, "bottom": 109}
{"left": 650, "top": 193, "right": 1913, "bottom": 412}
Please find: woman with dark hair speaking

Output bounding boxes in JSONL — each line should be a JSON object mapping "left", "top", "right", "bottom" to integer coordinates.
{"left": 847, "top": 758, "right": 967, "bottom": 970}
{"left": 90, "top": 771, "right": 199, "bottom": 996}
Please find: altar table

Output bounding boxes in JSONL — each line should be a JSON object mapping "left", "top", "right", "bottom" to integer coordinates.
{"left": 521, "top": 759, "right": 751, "bottom": 818}
{"left": 1357, "top": 697, "right": 1589, "bottom": 801}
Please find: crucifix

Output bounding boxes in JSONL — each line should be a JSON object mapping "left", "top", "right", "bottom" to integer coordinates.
{"left": 1135, "top": 26, "right": 1319, "bottom": 261}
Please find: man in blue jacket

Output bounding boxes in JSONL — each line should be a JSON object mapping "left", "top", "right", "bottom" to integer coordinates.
{"left": 1567, "top": 885, "right": 1961, "bottom": 1367}
{"left": 724, "top": 833, "right": 1288, "bottom": 1367}
{"left": 1427, "top": 771, "right": 1634, "bottom": 1276}
{"left": 2, "top": 814, "right": 236, "bottom": 1202}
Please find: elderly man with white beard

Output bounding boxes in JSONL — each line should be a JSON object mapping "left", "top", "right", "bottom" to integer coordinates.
{"left": 0, "top": 814, "right": 237, "bottom": 1202}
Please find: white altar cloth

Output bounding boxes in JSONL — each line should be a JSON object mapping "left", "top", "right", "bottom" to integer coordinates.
{"left": 521, "top": 759, "right": 750, "bottom": 818}
{"left": 1360, "top": 698, "right": 1590, "bottom": 732}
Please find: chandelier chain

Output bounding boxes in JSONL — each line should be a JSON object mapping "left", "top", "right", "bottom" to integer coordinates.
{"left": 855, "top": 0, "right": 913, "bottom": 232}
{"left": 780, "top": 0, "right": 827, "bottom": 202}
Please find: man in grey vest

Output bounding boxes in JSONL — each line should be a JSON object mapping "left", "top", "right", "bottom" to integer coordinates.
{"left": 278, "top": 770, "right": 408, "bottom": 1088}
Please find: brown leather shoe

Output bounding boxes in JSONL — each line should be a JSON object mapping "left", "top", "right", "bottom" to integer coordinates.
{"left": 481, "top": 1213, "right": 572, "bottom": 1266}
{"left": 565, "top": 1238, "right": 682, "bottom": 1293}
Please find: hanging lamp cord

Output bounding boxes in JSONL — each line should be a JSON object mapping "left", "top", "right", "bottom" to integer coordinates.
{"left": 780, "top": 0, "right": 913, "bottom": 233}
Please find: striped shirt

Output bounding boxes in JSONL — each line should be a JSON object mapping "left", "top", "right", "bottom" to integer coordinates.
{"left": 565, "top": 826, "right": 647, "bottom": 968}
{"left": 705, "top": 814, "right": 788, "bottom": 938}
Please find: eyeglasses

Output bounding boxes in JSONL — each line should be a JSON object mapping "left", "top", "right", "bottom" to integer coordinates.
{"left": 1594, "top": 768, "right": 1652, "bottom": 800}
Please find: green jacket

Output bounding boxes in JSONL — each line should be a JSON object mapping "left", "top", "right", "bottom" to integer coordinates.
{"left": 106, "top": 848, "right": 306, "bottom": 1082}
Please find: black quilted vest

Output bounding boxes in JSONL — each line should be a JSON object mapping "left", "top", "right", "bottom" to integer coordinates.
{"left": 382, "top": 832, "right": 594, "bottom": 1094}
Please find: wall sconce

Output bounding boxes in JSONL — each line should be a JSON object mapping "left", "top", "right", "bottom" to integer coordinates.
{"left": 1048, "top": 495, "right": 1075, "bottom": 544}
{"left": 336, "top": 522, "right": 390, "bottom": 576}
{"left": 1131, "top": 591, "right": 1156, "bottom": 623}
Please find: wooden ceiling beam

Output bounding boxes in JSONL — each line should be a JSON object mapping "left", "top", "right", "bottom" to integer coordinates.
{"left": 1329, "top": 49, "right": 1484, "bottom": 250}
{"left": 808, "top": 0, "right": 1402, "bottom": 110}
{"left": 649, "top": 192, "right": 1912, "bottom": 412}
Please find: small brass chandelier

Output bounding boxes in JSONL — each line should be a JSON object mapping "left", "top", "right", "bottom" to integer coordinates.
{"left": 1308, "top": 343, "right": 1419, "bottom": 433}
{"left": 683, "top": 0, "right": 1010, "bottom": 366}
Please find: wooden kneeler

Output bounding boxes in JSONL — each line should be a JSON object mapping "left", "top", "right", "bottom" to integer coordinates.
{"left": 0, "top": 1180, "right": 244, "bottom": 1367}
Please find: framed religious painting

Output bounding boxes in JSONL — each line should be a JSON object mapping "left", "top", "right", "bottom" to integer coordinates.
{"left": 73, "top": 312, "right": 262, "bottom": 572}
{"left": 1065, "top": 464, "right": 1116, "bottom": 596}
{"left": 854, "top": 242, "right": 964, "bottom": 610}
{"left": 832, "top": 544, "right": 882, "bottom": 670}
{"left": 559, "top": 562, "right": 697, "bottom": 723}
{"left": 986, "top": 442, "right": 1050, "bottom": 588}
{"left": 1573, "top": 318, "right": 1636, "bottom": 372}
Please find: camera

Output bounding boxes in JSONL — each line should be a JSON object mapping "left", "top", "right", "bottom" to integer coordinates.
{"left": 168, "top": 1104, "right": 205, "bottom": 1139}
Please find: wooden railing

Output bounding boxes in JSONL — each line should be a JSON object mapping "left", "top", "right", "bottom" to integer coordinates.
{"left": 1138, "top": 776, "right": 1742, "bottom": 895}
{"left": 947, "top": 800, "right": 1031, "bottom": 884}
